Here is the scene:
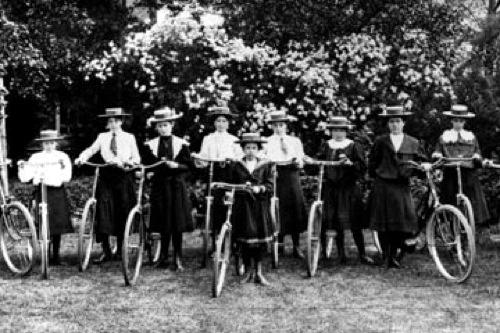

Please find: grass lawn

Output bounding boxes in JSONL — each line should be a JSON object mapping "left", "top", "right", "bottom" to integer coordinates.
{"left": 0, "top": 230, "right": 499, "bottom": 333}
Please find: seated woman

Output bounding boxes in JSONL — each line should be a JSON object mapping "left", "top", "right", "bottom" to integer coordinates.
{"left": 229, "top": 133, "right": 275, "bottom": 286}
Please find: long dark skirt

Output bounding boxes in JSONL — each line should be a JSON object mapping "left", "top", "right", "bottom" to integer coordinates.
{"left": 232, "top": 193, "right": 275, "bottom": 244}
{"left": 322, "top": 181, "right": 367, "bottom": 231}
{"left": 209, "top": 163, "right": 233, "bottom": 233}
{"left": 440, "top": 168, "right": 490, "bottom": 225}
{"left": 96, "top": 167, "right": 136, "bottom": 237}
{"left": 150, "top": 176, "right": 194, "bottom": 235}
{"left": 276, "top": 166, "right": 307, "bottom": 235}
{"left": 34, "top": 185, "right": 73, "bottom": 236}
{"left": 369, "top": 178, "right": 418, "bottom": 233}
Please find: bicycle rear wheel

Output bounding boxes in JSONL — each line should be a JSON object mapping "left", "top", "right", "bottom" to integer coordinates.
{"left": 143, "top": 204, "right": 161, "bottom": 265}
{"left": 270, "top": 197, "right": 280, "bottom": 268}
{"left": 0, "top": 201, "right": 37, "bottom": 276}
{"left": 306, "top": 201, "right": 323, "bottom": 277}
{"left": 427, "top": 204, "right": 475, "bottom": 283}
{"left": 122, "top": 207, "right": 144, "bottom": 286}
{"left": 457, "top": 194, "right": 475, "bottom": 236}
{"left": 212, "top": 222, "right": 231, "bottom": 298}
{"left": 78, "top": 199, "right": 96, "bottom": 272}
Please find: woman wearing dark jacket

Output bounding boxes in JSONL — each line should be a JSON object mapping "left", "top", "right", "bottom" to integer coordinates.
{"left": 369, "top": 106, "right": 427, "bottom": 268}
{"left": 142, "top": 107, "right": 194, "bottom": 271}
{"left": 317, "top": 116, "right": 374, "bottom": 265}
{"left": 230, "top": 133, "right": 275, "bottom": 286}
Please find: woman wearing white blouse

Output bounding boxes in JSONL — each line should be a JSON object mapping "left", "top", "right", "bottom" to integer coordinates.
{"left": 75, "top": 107, "right": 141, "bottom": 263}
{"left": 263, "top": 110, "right": 307, "bottom": 258}
{"left": 19, "top": 130, "right": 73, "bottom": 265}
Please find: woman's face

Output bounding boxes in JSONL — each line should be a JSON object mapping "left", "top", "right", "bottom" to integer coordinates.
{"left": 243, "top": 143, "right": 259, "bottom": 159}
{"left": 156, "top": 121, "right": 173, "bottom": 136}
{"left": 451, "top": 118, "right": 466, "bottom": 131}
{"left": 272, "top": 122, "right": 287, "bottom": 136}
{"left": 214, "top": 116, "right": 229, "bottom": 132}
{"left": 42, "top": 140, "right": 57, "bottom": 152}
{"left": 107, "top": 117, "right": 123, "bottom": 132}
{"left": 331, "top": 128, "right": 347, "bottom": 141}
{"left": 387, "top": 117, "right": 405, "bottom": 135}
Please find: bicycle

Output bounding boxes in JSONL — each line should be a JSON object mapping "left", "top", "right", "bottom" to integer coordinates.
{"left": 122, "top": 161, "right": 164, "bottom": 286}
{"left": 191, "top": 155, "right": 228, "bottom": 268}
{"left": 77, "top": 162, "right": 118, "bottom": 272}
{"left": 404, "top": 160, "right": 475, "bottom": 283}
{"left": 268, "top": 159, "right": 296, "bottom": 269}
{"left": 210, "top": 181, "right": 253, "bottom": 297}
{"left": 0, "top": 159, "right": 37, "bottom": 276}
{"left": 303, "top": 158, "right": 348, "bottom": 277}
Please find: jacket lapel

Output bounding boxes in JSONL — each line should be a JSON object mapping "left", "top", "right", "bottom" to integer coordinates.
{"left": 172, "top": 136, "right": 182, "bottom": 160}
{"left": 381, "top": 134, "right": 395, "bottom": 152}
{"left": 146, "top": 138, "right": 160, "bottom": 158}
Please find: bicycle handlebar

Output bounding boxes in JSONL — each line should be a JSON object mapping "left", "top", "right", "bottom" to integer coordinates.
{"left": 0, "top": 159, "right": 11, "bottom": 167}
{"left": 210, "top": 182, "right": 253, "bottom": 192}
{"left": 191, "top": 154, "right": 229, "bottom": 163}
{"left": 269, "top": 159, "right": 297, "bottom": 166}
{"left": 77, "top": 161, "right": 113, "bottom": 168}
{"left": 304, "top": 159, "right": 347, "bottom": 167}
{"left": 126, "top": 160, "right": 167, "bottom": 172}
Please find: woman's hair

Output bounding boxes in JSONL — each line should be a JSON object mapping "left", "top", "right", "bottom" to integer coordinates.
{"left": 240, "top": 142, "right": 263, "bottom": 150}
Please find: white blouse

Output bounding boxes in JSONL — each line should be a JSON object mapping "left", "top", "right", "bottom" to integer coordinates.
{"left": 198, "top": 132, "right": 243, "bottom": 160}
{"left": 78, "top": 129, "right": 141, "bottom": 165}
{"left": 19, "top": 150, "right": 72, "bottom": 187}
{"left": 263, "top": 134, "right": 305, "bottom": 161}
{"left": 390, "top": 133, "right": 404, "bottom": 151}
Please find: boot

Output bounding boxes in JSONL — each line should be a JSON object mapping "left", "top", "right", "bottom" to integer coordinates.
{"left": 336, "top": 232, "right": 347, "bottom": 265}
{"left": 174, "top": 254, "right": 184, "bottom": 272}
{"left": 387, "top": 242, "right": 401, "bottom": 269}
{"left": 93, "top": 236, "right": 113, "bottom": 264}
{"left": 352, "top": 230, "right": 375, "bottom": 265}
{"left": 292, "top": 234, "right": 304, "bottom": 259}
{"left": 254, "top": 260, "right": 271, "bottom": 286}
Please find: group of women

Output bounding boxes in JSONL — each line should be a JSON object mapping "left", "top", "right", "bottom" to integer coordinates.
{"left": 17, "top": 103, "right": 489, "bottom": 286}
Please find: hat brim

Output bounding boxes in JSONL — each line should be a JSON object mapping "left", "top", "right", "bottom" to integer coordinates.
{"left": 327, "top": 125, "right": 355, "bottom": 130}
{"left": 378, "top": 112, "right": 413, "bottom": 118}
{"left": 210, "top": 112, "right": 236, "bottom": 118}
{"left": 443, "top": 111, "right": 475, "bottom": 118}
{"left": 150, "top": 113, "right": 183, "bottom": 123}
{"left": 35, "top": 136, "right": 66, "bottom": 142}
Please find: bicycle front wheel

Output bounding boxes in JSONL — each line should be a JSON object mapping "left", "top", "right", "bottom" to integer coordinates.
{"left": 0, "top": 201, "right": 37, "bottom": 276}
{"left": 39, "top": 204, "right": 49, "bottom": 280}
{"left": 122, "top": 207, "right": 144, "bottom": 286}
{"left": 78, "top": 199, "right": 96, "bottom": 272}
{"left": 270, "top": 197, "right": 280, "bottom": 268}
{"left": 427, "top": 204, "right": 475, "bottom": 283}
{"left": 306, "top": 201, "right": 323, "bottom": 277}
{"left": 202, "top": 196, "right": 213, "bottom": 268}
{"left": 457, "top": 194, "right": 475, "bottom": 236}
{"left": 212, "top": 222, "right": 231, "bottom": 298}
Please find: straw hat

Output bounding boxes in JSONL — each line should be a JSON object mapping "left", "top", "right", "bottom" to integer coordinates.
{"left": 326, "top": 116, "right": 354, "bottom": 130}
{"left": 443, "top": 104, "right": 475, "bottom": 119}
{"left": 235, "top": 132, "right": 267, "bottom": 145}
{"left": 265, "top": 110, "right": 295, "bottom": 123}
{"left": 98, "top": 107, "right": 130, "bottom": 118}
{"left": 208, "top": 106, "right": 236, "bottom": 119}
{"left": 149, "top": 107, "right": 183, "bottom": 124}
{"left": 378, "top": 105, "right": 413, "bottom": 118}
{"left": 35, "top": 130, "right": 65, "bottom": 141}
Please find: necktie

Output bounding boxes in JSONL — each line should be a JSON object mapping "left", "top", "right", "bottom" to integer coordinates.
{"left": 280, "top": 136, "right": 288, "bottom": 155}
{"left": 457, "top": 131, "right": 463, "bottom": 142}
{"left": 110, "top": 133, "right": 117, "bottom": 156}
{"left": 215, "top": 135, "right": 220, "bottom": 158}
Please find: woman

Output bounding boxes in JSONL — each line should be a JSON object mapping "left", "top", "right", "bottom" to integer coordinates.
{"left": 19, "top": 130, "right": 73, "bottom": 265}
{"left": 193, "top": 106, "right": 242, "bottom": 244}
{"left": 230, "top": 133, "right": 274, "bottom": 286}
{"left": 316, "top": 116, "right": 374, "bottom": 265}
{"left": 432, "top": 104, "right": 489, "bottom": 226}
{"left": 75, "top": 107, "right": 141, "bottom": 263}
{"left": 142, "top": 107, "right": 194, "bottom": 271}
{"left": 263, "top": 110, "right": 307, "bottom": 258}
{"left": 369, "top": 106, "right": 427, "bottom": 268}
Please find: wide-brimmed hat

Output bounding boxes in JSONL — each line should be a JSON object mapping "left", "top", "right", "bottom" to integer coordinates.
{"left": 98, "top": 107, "right": 130, "bottom": 118}
{"left": 236, "top": 132, "right": 267, "bottom": 145}
{"left": 265, "top": 110, "right": 295, "bottom": 123}
{"left": 150, "top": 107, "right": 183, "bottom": 124}
{"left": 326, "top": 116, "right": 354, "bottom": 130}
{"left": 378, "top": 105, "right": 413, "bottom": 118}
{"left": 208, "top": 106, "right": 236, "bottom": 119}
{"left": 35, "top": 130, "right": 65, "bottom": 142}
{"left": 443, "top": 104, "right": 475, "bottom": 119}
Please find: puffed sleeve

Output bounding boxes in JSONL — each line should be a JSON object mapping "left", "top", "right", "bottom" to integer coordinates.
{"left": 18, "top": 155, "right": 37, "bottom": 183}
{"left": 174, "top": 144, "right": 192, "bottom": 172}
{"left": 61, "top": 152, "right": 72, "bottom": 183}
{"left": 260, "top": 163, "right": 274, "bottom": 195}
{"left": 351, "top": 142, "right": 367, "bottom": 177}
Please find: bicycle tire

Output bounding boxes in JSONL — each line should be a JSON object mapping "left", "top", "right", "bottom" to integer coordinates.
{"left": 270, "top": 197, "right": 279, "bottom": 268}
{"left": 212, "top": 222, "right": 231, "bottom": 297}
{"left": 39, "top": 203, "right": 49, "bottom": 279}
{"left": 202, "top": 196, "right": 213, "bottom": 268}
{"left": 0, "top": 201, "right": 37, "bottom": 276}
{"left": 427, "top": 204, "right": 475, "bottom": 283}
{"left": 372, "top": 231, "right": 383, "bottom": 255}
{"left": 78, "top": 199, "right": 96, "bottom": 272}
{"left": 306, "top": 201, "right": 323, "bottom": 277}
{"left": 122, "top": 207, "right": 144, "bottom": 286}
{"left": 457, "top": 194, "right": 475, "bottom": 236}
{"left": 143, "top": 204, "right": 161, "bottom": 265}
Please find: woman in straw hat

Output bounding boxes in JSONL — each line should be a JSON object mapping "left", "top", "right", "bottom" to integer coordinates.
{"left": 193, "top": 106, "right": 242, "bottom": 248}
{"left": 75, "top": 107, "right": 141, "bottom": 263}
{"left": 142, "top": 107, "right": 194, "bottom": 271}
{"left": 316, "top": 116, "right": 374, "bottom": 265}
{"left": 262, "top": 110, "right": 307, "bottom": 258}
{"left": 18, "top": 130, "right": 73, "bottom": 265}
{"left": 432, "top": 104, "right": 489, "bottom": 226}
{"left": 229, "top": 133, "right": 275, "bottom": 286}
{"left": 369, "top": 106, "right": 427, "bottom": 268}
